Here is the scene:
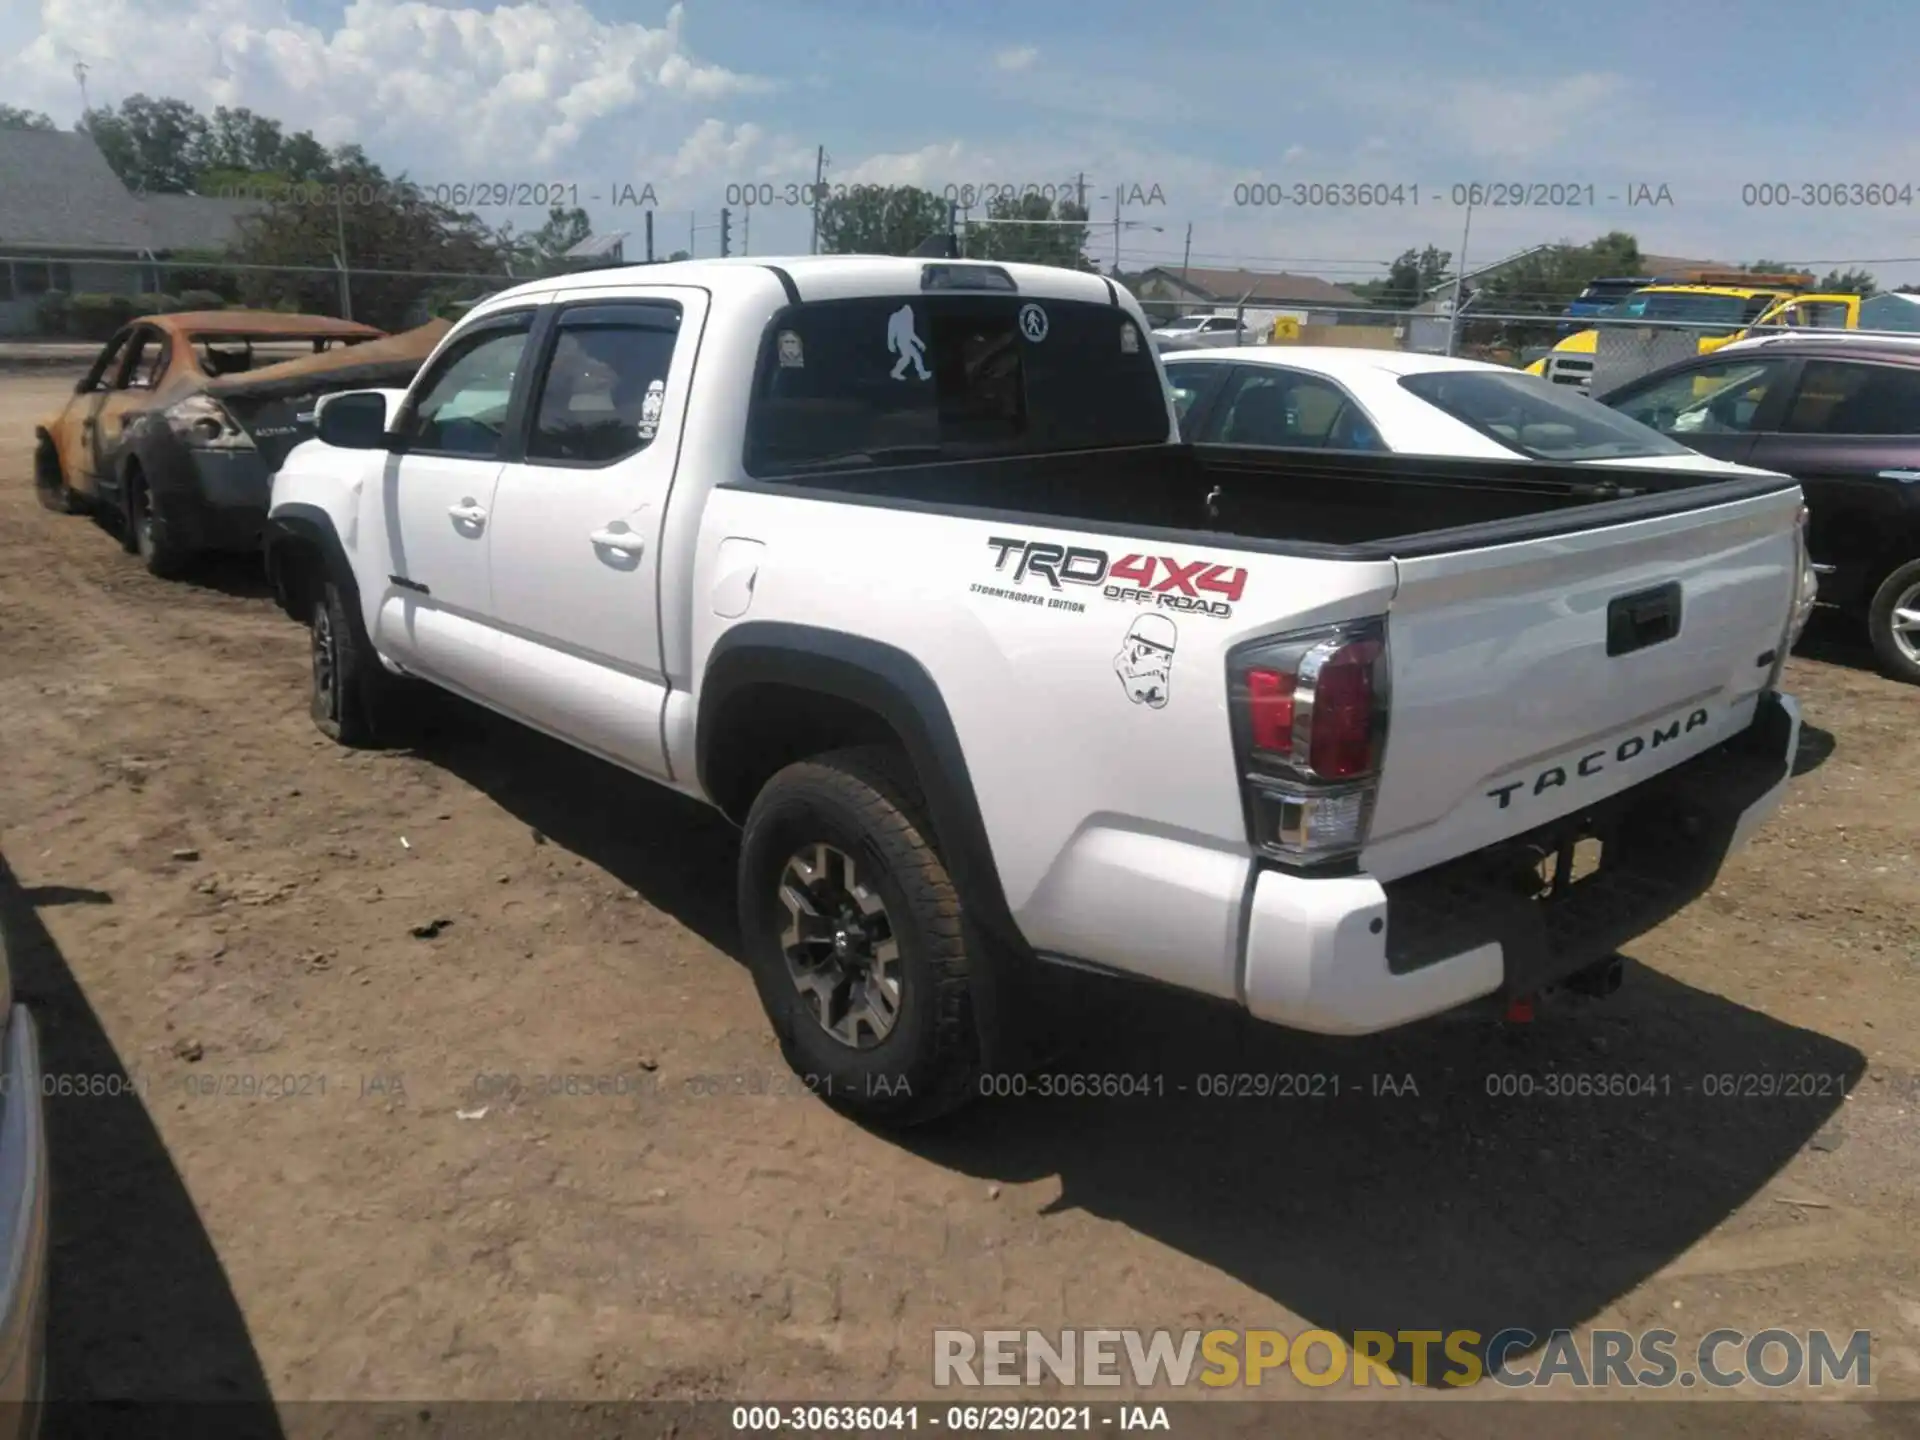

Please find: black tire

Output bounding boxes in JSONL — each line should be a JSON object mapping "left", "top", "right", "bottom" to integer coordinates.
{"left": 32, "top": 438, "right": 80, "bottom": 514}
{"left": 124, "top": 470, "right": 194, "bottom": 578}
{"left": 737, "top": 746, "right": 985, "bottom": 1127}
{"left": 1867, "top": 558, "right": 1920, "bottom": 686}
{"left": 310, "top": 574, "right": 402, "bottom": 747}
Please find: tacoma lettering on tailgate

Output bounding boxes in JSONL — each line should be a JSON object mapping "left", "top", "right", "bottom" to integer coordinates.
{"left": 1487, "top": 707, "right": 1712, "bottom": 810}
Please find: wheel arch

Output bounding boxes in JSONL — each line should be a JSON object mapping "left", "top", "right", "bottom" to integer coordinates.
{"left": 697, "top": 622, "right": 1024, "bottom": 954}
{"left": 265, "top": 503, "right": 359, "bottom": 627}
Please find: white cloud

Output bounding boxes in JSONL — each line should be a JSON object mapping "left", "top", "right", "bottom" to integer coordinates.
{"left": 838, "top": 140, "right": 979, "bottom": 188}
{"left": 993, "top": 45, "right": 1037, "bottom": 72}
{"left": 4, "top": 0, "right": 769, "bottom": 167}
{"left": 1387, "top": 71, "right": 1630, "bottom": 162}
{"left": 662, "top": 118, "right": 812, "bottom": 183}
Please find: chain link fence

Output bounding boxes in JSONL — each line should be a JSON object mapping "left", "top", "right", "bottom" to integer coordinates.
{"left": 0, "top": 255, "right": 520, "bottom": 340}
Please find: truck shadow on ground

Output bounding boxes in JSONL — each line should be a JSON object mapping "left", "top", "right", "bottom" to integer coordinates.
{"left": 417, "top": 705, "right": 1865, "bottom": 1389}
{"left": 0, "top": 852, "right": 283, "bottom": 1432}
{"left": 911, "top": 964, "right": 1865, "bottom": 1386}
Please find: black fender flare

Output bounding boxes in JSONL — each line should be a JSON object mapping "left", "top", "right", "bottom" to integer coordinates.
{"left": 697, "top": 622, "right": 1024, "bottom": 955}
{"left": 264, "top": 502, "right": 362, "bottom": 626}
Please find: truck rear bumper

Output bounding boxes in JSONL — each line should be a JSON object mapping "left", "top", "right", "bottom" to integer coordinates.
{"left": 1240, "top": 691, "right": 1800, "bottom": 1034}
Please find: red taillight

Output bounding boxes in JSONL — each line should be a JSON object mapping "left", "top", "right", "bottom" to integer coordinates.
{"left": 1307, "top": 640, "right": 1380, "bottom": 779}
{"left": 1246, "top": 668, "right": 1296, "bottom": 753}
{"left": 1230, "top": 619, "right": 1387, "bottom": 866}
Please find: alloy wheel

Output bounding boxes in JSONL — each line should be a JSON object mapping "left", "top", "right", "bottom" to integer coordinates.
{"left": 311, "top": 605, "right": 338, "bottom": 718}
{"left": 776, "top": 842, "right": 902, "bottom": 1049}
{"left": 1891, "top": 579, "right": 1920, "bottom": 667}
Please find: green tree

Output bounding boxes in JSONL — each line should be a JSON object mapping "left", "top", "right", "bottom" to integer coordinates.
{"left": 81, "top": 95, "right": 213, "bottom": 191}
{"left": 1462, "top": 231, "right": 1646, "bottom": 349}
{"left": 667, "top": 249, "right": 691, "bottom": 262}
{"left": 503, "top": 205, "right": 593, "bottom": 274}
{"left": 967, "top": 191, "right": 1092, "bottom": 269}
{"left": 231, "top": 150, "right": 509, "bottom": 329}
{"left": 818, "top": 185, "right": 952, "bottom": 256}
{"left": 1476, "top": 231, "right": 1643, "bottom": 315}
{"left": 1379, "top": 245, "right": 1452, "bottom": 308}
{"left": 0, "top": 105, "right": 56, "bottom": 131}
{"left": 1817, "top": 267, "right": 1877, "bottom": 296}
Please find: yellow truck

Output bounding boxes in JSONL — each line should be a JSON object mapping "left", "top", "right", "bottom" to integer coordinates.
{"left": 1525, "top": 273, "right": 1814, "bottom": 387}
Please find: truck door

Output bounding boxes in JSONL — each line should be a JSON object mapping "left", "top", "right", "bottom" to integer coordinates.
{"left": 482, "top": 289, "right": 704, "bottom": 779}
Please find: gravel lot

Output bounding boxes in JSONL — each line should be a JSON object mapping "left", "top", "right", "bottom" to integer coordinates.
{"left": 1, "top": 369, "right": 1916, "bottom": 1430}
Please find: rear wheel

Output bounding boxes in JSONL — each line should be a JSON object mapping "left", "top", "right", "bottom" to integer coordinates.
{"left": 1867, "top": 558, "right": 1920, "bottom": 686}
{"left": 737, "top": 746, "right": 986, "bottom": 1127}
{"left": 32, "top": 438, "right": 80, "bottom": 514}
{"left": 124, "top": 470, "right": 194, "bottom": 578}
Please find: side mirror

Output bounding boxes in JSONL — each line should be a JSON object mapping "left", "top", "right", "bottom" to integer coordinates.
{"left": 316, "top": 391, "right": 391, "bottom": 450}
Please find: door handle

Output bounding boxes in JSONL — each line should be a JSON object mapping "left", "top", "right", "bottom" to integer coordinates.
{"left": 590, "top": 527, "right": 646, "bottom": 555}
{"left": 447, "top": 502, "right": 488, "bottom": 525}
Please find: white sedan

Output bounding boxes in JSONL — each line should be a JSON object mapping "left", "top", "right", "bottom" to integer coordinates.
{"left": 1161, "top": 346, "right": 1818, "bottom": 643}
{"left": 1160, "top": 346, "right": 1784, "bottom": 479}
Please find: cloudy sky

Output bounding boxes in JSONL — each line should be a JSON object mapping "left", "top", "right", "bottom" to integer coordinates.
{"left": 6, "top": 0, "right": 1920, "bottom": 284}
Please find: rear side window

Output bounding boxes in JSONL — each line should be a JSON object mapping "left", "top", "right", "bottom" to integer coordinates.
{"left": 527, "top": 302, "right": 682, "bottom": 466}
{"left": 1781, "top": 360, "right": 1920, "bottom": 436}
{"left": 743, "top": 295, "right": 1168, "bottom": 477}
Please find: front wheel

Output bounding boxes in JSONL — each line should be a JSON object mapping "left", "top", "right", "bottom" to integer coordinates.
{"left": 1867, "top": 559, "right": 1920, "bottom": 686}
{"left": 737, "top": 747, "right": 986, "bottom": 1127}
{"left": 32, "top": 438, "right": 80, "bottom": 514}
{"left": 310, "top": 575, "right": 405, "bottom": 747}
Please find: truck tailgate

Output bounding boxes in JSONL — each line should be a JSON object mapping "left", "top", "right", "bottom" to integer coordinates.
{"left": 1362, "top": 485, "right": 1802, "bottom": 882}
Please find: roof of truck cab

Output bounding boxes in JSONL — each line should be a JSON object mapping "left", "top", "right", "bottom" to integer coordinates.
{"left": 479, "top": 255, "right": 1127, "bottom": 310}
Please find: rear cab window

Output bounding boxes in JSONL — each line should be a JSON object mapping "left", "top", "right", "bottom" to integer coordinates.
{"left": 743, "top": 292, "right": 1170, "bottom": 478}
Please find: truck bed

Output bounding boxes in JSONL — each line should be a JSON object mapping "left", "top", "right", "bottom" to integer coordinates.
{"left": 745, "top": 442, "right": 1799, "bottom": 555}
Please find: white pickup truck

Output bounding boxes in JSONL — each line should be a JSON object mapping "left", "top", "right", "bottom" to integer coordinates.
{"left": 266, "top": 255, "right": 1809, "bottom": 1125}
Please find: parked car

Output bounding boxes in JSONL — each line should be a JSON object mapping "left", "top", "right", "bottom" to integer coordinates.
{"left": 1150, "top": 313, "right": 1254, "bottom": 351}
{"left": 1594, "top": 332, "right": 1920, "bottom": 684}
{"left": 1162, "top": 348, "right": 1818, "bottom": 650}
{"left": 0, "top": 912, "right": 49, "bottom": 1432}
{"left": 32, "top": 312, "right": 449, "bottom": 577}
{"left": 266, "top": 256, "right": 1806, "bottom": 1126}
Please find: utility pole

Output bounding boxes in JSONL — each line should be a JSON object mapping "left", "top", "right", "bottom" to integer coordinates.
{"left": 690, "top": 210, "right": 697, "bottom": 259}
{"left": 1181, "top": 222, "right": 1192, "bottom": 281}
{"left": 1446, "top": 198, "right": 1474, "bottom": 357}
{"left": 742, "top": 204, "right": 749, "bottom": 256}
{"left": 72, "top": 61, "right": 91, "bottom": 119}
{"left": 1113, "top": 189, "right": 1122, "bottom": 274}
{"left": 810, "top": 145, "right": 828, "bottom": 254}
{"left": 333, "top": 188, "right": 353, "bottom": 321}
{"left": 645, "top": 210, "right": 654, "bottom": 263}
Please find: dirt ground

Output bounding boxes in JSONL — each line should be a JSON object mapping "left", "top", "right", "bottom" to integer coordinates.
{"left": 2, "top": 368, "right": 1918, "bottom": 1428}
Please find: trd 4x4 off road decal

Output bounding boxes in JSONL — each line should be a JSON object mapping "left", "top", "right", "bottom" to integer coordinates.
{"left": 982, "top": 536, "right": 1246, "bottom": 619}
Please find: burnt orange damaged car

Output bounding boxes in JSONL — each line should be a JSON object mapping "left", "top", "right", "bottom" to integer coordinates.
{"left": 33, "top": 311, "right": 451, "bottom": 577}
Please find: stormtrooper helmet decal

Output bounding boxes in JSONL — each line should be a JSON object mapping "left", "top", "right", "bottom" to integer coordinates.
{"left": 1114, "top": 614, "right": 1177, "bottom": 708}
{"left": 640, "top": 378, "right": 666, "bottom": 427}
